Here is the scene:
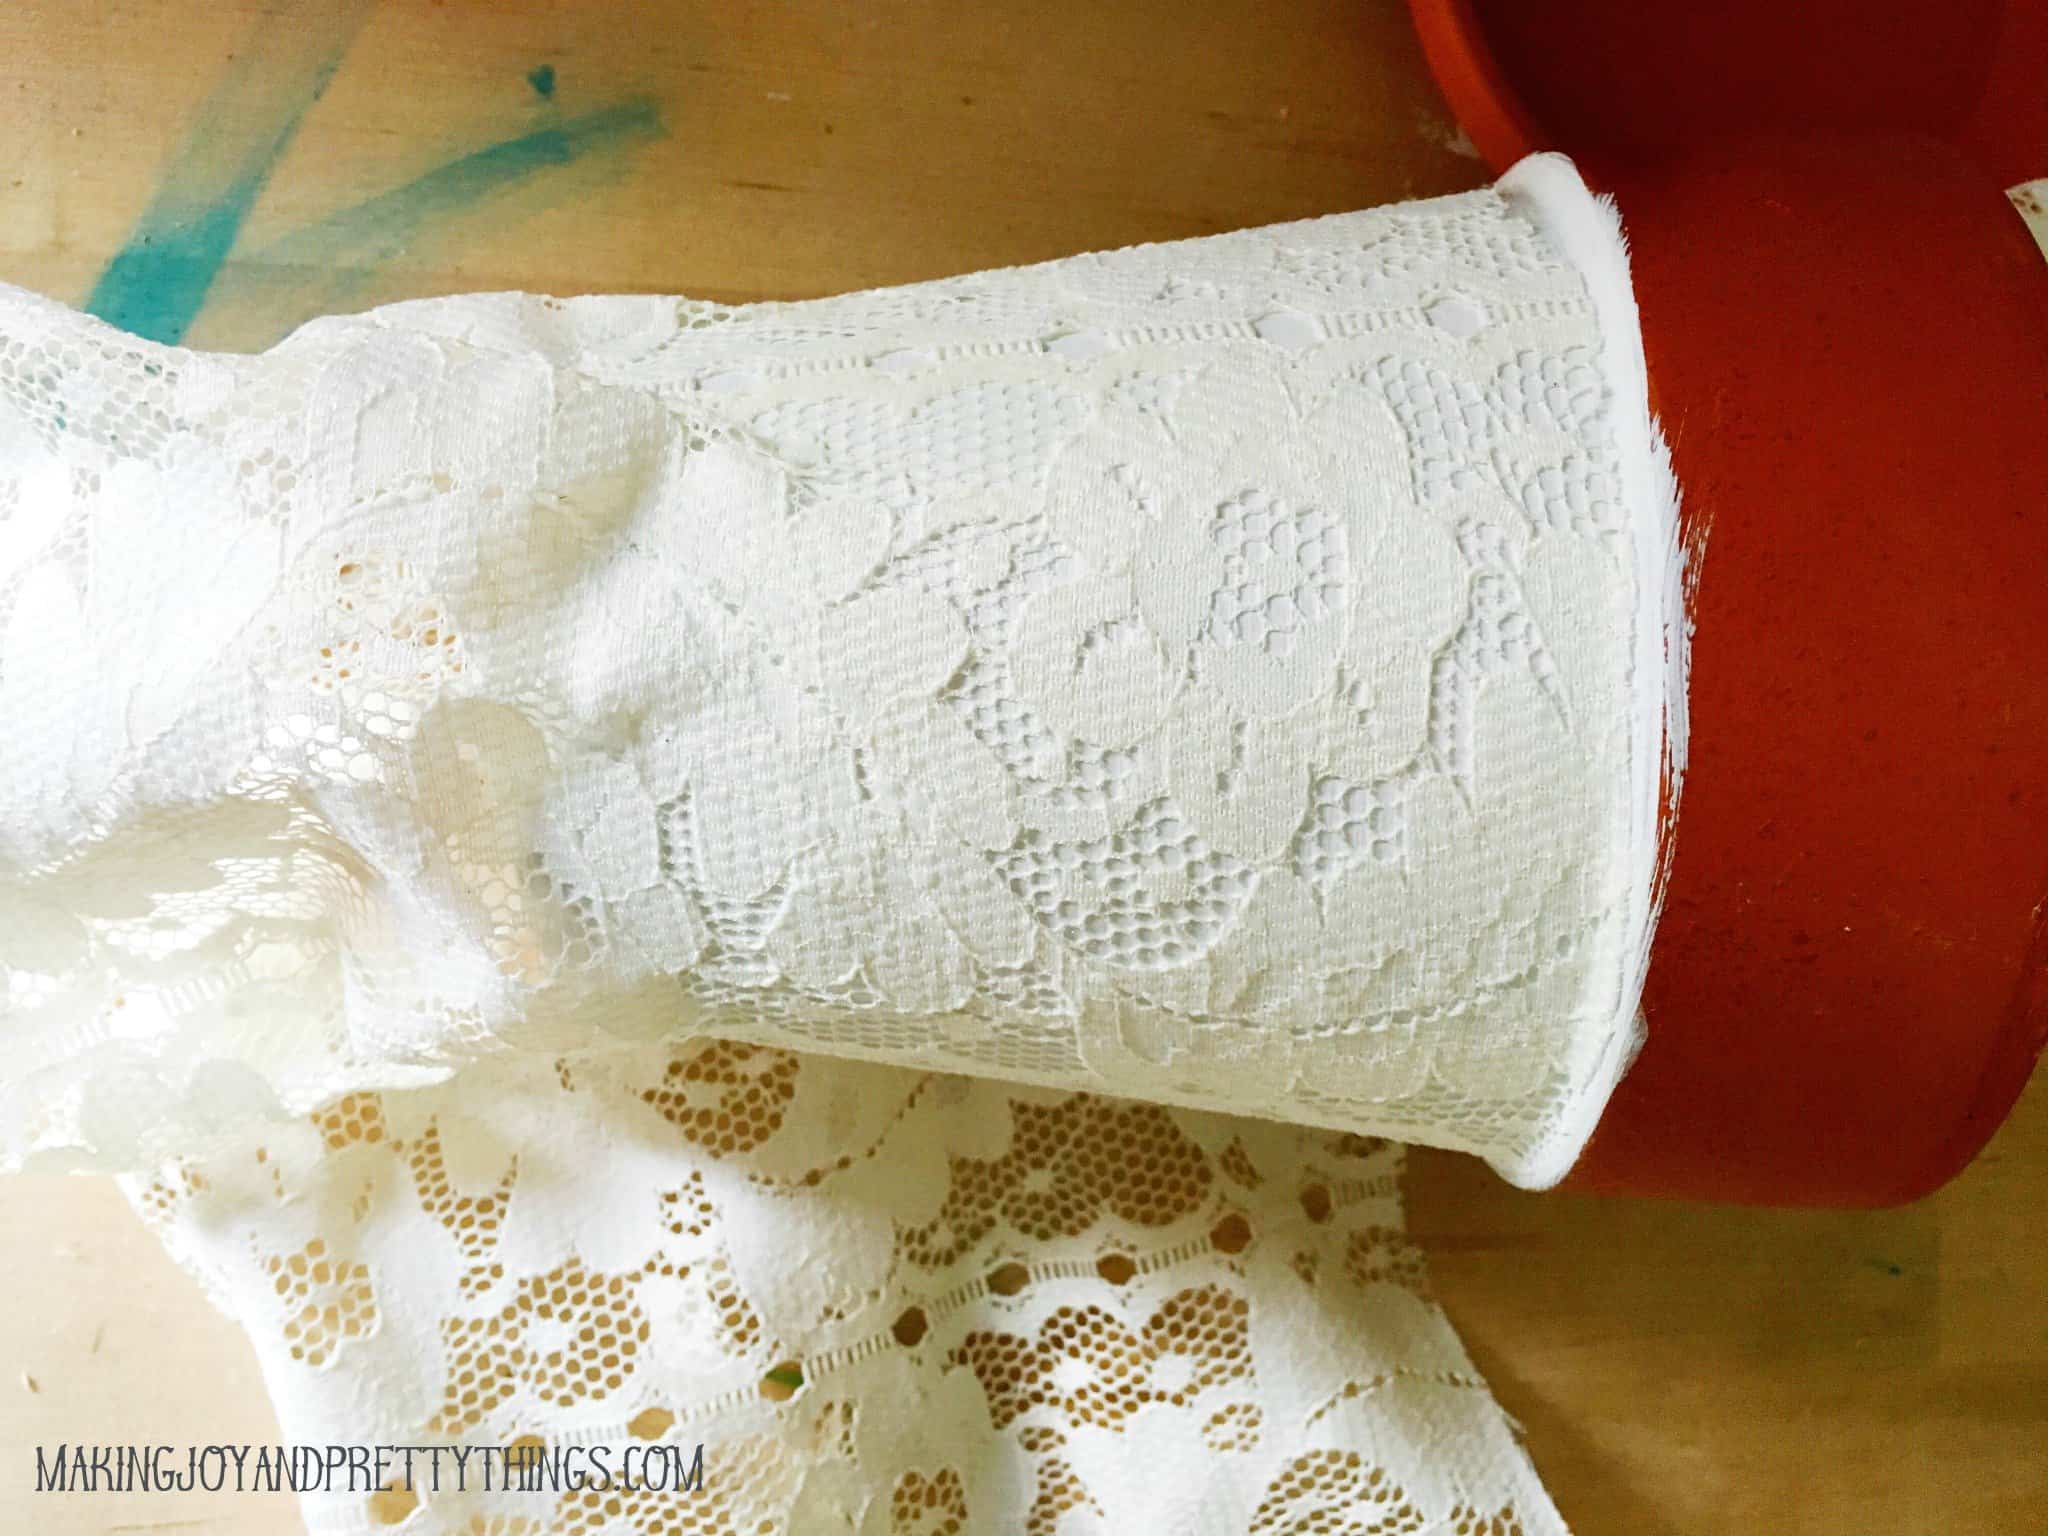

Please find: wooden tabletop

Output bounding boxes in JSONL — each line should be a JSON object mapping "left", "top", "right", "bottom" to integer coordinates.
{"left": 1, "top": 3, "right": 2042, "bottom": 1531}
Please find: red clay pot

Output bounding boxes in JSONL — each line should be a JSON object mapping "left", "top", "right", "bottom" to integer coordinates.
{"left": 1410, "top": 0, "right": 2048, "bottom": 1204}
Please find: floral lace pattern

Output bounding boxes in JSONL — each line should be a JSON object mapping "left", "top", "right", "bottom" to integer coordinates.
{"left": 0, "top": 166, "right": 1657, "bottom": 1185}
{"left": 132, "top": 1043, "right": 1565, "bottom": 1535}
{"left": 1, "top": 156, "right": 1674, "bottom": 1532}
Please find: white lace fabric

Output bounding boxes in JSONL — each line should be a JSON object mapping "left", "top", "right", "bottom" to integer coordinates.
{"left": 134, "top": 1043, "right": 1565, "bottom": 1534}
{"left": 2, "top": 153, "right": 1676, "bottom": 1533}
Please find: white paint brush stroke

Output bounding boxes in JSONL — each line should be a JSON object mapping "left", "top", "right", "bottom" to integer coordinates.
{"left": 1496, "top": 152, "right": 1690, "bottom": 1187}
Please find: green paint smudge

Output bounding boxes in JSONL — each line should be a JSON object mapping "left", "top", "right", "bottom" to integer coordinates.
{"left": 528, "top": 64, "right": 557, "bottom": 98}
{"left": 86, "top": 187, "right": 272, "bottom": 345}
{"left": 84, "top": 1, "right": 368, "bottom": 343}
{"left": 254, "top": 99, "right": 662, "bottom": 287}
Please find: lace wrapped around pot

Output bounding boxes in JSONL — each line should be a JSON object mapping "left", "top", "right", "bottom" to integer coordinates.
{"left": 3, "top": 151, "right": 1683, "bottom": 1535}
{"left": 0, "top": 153, "right": 1678, "bottom": 1190}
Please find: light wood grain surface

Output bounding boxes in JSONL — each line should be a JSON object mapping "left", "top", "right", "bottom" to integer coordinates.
{"left": 0, "top": 4, "right": 2042, "bottom": 1532}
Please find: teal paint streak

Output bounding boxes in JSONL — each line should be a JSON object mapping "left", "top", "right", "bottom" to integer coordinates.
{"left": 83, "top": 1, "right": 367, "bottom": 343}
{"left": 85, "top": 185, "right": 272, "bottom": 344}
{"left": 255, "top": 100, "right": 663, "bottom": 284}
{"left": 528, "top": 64, "right": 557, "bottom": 98}
{"left": 90, "top": 26, "right": 658, "bottom": 350}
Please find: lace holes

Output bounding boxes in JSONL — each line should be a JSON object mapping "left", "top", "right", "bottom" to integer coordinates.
{"left": 367, "top": 1483, "right": 418, "bottom": 1524}
{"left": 628, "top": 1407, "right": 674, "bottom": 1440}
{"left": 1209, "top": 1213, "right": 1253, "bottom": 1254}
{"left": 987, "top": 1262, "right": 1030, "bottom": 1297}
{"left": 759, "top": 1361, "right": 805, "bottom": 1401}
{"left": 1094, "top": 1253, "right": 1137, "bottom": 1286}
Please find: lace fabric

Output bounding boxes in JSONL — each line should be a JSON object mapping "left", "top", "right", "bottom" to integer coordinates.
{"left": 130, "top": 1044, "right": 1565, "bottom": 1534}
{"left": 2, "top": 153, "right": 1676, "bottom": 1532}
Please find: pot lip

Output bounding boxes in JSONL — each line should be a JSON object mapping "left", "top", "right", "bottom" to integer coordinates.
{"left": 1903, "top": 902, "right": 2048, "bottom": 1205}
{"left": 1407, "top": 0, "right": 2046, "bottom": 188}
{"left": 1407, "top": 0, "right": 1545, "bottom": 177}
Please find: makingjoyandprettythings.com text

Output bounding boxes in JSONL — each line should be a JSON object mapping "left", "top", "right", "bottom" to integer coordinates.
{"left": 34, "top": 1440, "right": 707, "bottom": 1497}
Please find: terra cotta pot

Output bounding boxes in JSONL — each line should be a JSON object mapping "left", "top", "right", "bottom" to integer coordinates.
{"left": 1411, "top": 0, "right": 2048, "bottom": 1204}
